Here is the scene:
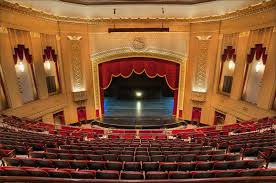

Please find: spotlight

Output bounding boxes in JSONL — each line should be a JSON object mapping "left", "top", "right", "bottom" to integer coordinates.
{"left": 135, "top": 91, "right": 142, "bottom": 97}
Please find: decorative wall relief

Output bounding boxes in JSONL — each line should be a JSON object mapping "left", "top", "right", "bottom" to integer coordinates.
{"left": 192, "top": 35, "right": 212, "bottom": 93}
{"left": 67, "top": 36, "right": 84, "bottom": 92}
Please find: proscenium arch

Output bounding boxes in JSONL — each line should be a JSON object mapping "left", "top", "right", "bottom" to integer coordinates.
{"left": 91, "top": 47, "right": 187, "bottom": 119}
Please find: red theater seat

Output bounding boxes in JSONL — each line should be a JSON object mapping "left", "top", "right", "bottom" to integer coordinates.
{"left": 124, "top": 162, "right": 141, "bottom": 171}
{"left": 2, "top": 157, "right": 21, "bottom": 166}
{"left": 121, "top": 171, "right": 144, "bottom": 180}
{"left": 96, "top": 170, "right": 119, "bottom": 179}
{"left": 105, "top": 161, "right": 123, "bottom": 170}
{"left": 178, "top": 162, "right": 197, "bottom": 171}
{"left": 192, "top": 171, "right": 215, "bottom": 179}
{"left": 46, "top": 169, "right": 72, "bottom": 178}
{"left": 146, "top": 171, "right": 168, "bottom": 179}
{"left": 214, "top": 170, "right": 239, "bottom": 177}
{"left": 70, "top": 170, "right": 95, "bottom": 179}
{"left": 169, "top": 171, "right": 192, "bottom": 179}
{"left": 70, "top": 160, "right": 88, "bottom": 169}
{"left": 151, "top": 155, "right": 165, "bottom": 162}
{"left": 160, "top": 162, "right": 178, "bottom": 171}
{"left": 26, "top": 168, "right": 49, "bottom": 177}
{"left": 53, "top": 160, "right": 71, "bottom": 169}
{"left": 142, "top": 162, "right": 159, "bottom": 171}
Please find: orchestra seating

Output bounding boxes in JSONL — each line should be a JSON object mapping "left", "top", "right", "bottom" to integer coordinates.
{"left": 0, "top": 115, "right": 275, "bottom": 182}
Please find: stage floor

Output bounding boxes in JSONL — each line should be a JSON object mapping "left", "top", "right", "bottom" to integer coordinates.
{"left": 101, "top": 97, "right": 177, "bottom": 128}
{"left": 104, "top": 97, "right": 174, "bottom": 118}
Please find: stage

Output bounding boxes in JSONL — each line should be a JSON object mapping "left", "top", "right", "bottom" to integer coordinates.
{"left": 91, "top": 97, "right": 185, "bottom": 129}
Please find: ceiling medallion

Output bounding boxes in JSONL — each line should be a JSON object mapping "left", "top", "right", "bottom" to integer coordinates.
{"left": 132, "top": 37, "right": 146, "bottom": 50}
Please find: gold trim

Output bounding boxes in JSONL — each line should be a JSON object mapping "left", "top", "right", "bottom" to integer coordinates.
{"left": 30, "top": 32, "right": 40, "bottom": 38}
{"left": 239, "top": 31, "right": 250, "bottom": 37}
{"left": 91, "top": 47, "right": 186, "bottom": 118}
{"left": 196, "top": 35, "right": 212, "bottom": 40}
{"left": 67, "top": 35, "right": 82, "bottom": 41}
{"left": 92, "top": 47, "right": 185, "bottom": 64}
{"left": 0, "top": 26, "right": 8, "bottom": 34}
{"left": 0, "top": 0, "right": 276, "bottom": 24}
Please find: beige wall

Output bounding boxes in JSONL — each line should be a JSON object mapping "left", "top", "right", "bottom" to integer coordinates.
{"left": 0, "top": 3, "right": 275, "bottom": 125}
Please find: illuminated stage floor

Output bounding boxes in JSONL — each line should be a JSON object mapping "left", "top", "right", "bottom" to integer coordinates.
{"left": 104, "top": 97, "right": 174, "bottom": 118}
{"left": 102, "top": 97, "right": 177, "bottom": 129}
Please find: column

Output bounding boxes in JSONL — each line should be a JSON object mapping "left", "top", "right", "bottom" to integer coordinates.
{"left": 230, "top": 31, "right": 250, "bottom": 100}
{"left": 30, "top": 32, "right": 48, "bottom": 99}
{"left": 0, "top": 26, "right": 22, "bottom": 108}
{"left": 257, "top": 27, "right": 276, "bottom": 109}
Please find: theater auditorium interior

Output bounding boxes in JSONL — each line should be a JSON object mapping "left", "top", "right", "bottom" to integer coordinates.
{"left": 0, "top": 0, "right": 275, "bottom": 182}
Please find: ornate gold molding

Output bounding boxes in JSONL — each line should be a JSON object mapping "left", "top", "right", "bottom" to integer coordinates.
{"left": 196, "top": 35, "right": 212, "bottom": 41}
{"left": 67, "top": 35, "right": 82, "bottom": 41}
{"left": 0, "top": 26, "right": 8, "bottom": 34}
{"left": 91, "top": 47, "right": 186, "bottom": 118}
{"left": 191, "top": 91, "right": 207, "bottom": 102}
{"left": 91, "top": 47, "right": 186, "bottom": 64}
{"left": 72, "top": 91, "right": 88, "bottom": 102}
{"left": 70, "top": 39, "right": 84, "bottom": 92}
{"left": 239, "top": 31, "right": 250, "bottom": 37}
{"left": 56, "top": 35, "right": 61, "bottom": 41}
{"left": 0, "top": 0, "right": 275, "bottom": 24}
{"left": 30, "top": 32, "right": 40, "bottom": 38}
{"left": 193, "top": 37, "right": 210, "bottom": 93}
{"left": 273, "top": 26, "right": 276, "bottom": 32}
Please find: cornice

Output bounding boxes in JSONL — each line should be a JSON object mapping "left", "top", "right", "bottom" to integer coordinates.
{"left": 0, "top": 0, "right": 276, "bottom": 24}
{"left": 91, "top": 47, "right": 186, "bottom": 64}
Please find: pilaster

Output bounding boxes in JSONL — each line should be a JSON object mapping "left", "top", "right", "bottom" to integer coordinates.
{"left": 0, "top": 26, "right": 22, "bottom": 108}
{"left": 230, "top": 31, "right": 250, "bottom": 100}
{"left": 257, "top": 27, "right": 276, "bottom": 109}
{"left": 30, "top": 32, "right": 48, "bottom": 100}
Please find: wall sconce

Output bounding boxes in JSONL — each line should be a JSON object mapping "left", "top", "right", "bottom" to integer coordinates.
{"left": 44, "top": 60, "right": 51, "bottom": 71}
{"left": 228, "top": 60, "right": 235, "bottom": 70}
{"left": 255, "top": 61, "right": 264, "bottom": 73}
{"left": 16, "top": 61, "right": 25, "bottom": 73}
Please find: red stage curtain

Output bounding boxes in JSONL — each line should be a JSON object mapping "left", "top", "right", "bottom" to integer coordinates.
{"left": 99, "top": 57, "right": 180, "bottom": 115}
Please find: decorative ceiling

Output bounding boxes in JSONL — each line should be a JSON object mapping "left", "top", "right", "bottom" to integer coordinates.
{"left": 59, "top": 0, "right": 215, "bottom": 5}
{"left": 5, "top": 0, "right": 269, "bottom": 20}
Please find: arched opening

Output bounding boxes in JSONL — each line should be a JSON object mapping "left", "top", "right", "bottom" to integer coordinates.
{"left": 98, "top": 57, "right": 180, "bottom": 119}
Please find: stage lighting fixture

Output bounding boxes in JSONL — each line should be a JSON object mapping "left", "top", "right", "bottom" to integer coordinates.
{"left": 135, "top": 91, "right": 142, "bottom": 97}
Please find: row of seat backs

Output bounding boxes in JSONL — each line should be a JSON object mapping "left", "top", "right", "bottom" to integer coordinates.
{"left": 2, "top": 158, "right": 265, "bottom": 171}
{"left": 1, "top": 166, "right": 276, "bottom": 180}
{"left": 29, "top": 152, "right": 239, "bottom": 162}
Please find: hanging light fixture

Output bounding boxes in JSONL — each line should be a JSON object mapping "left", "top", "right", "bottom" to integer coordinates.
{"left": 255, "top": 61, "right": 264, "bottom": 73}
{"left": 16, "top": 61, "right": 25, "bottom": 73}
{"left": 228, "top": 60, "right": 235, "bottom": 70}
{"left": 44, "top": 60, "right": 51, "bottom": 70}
